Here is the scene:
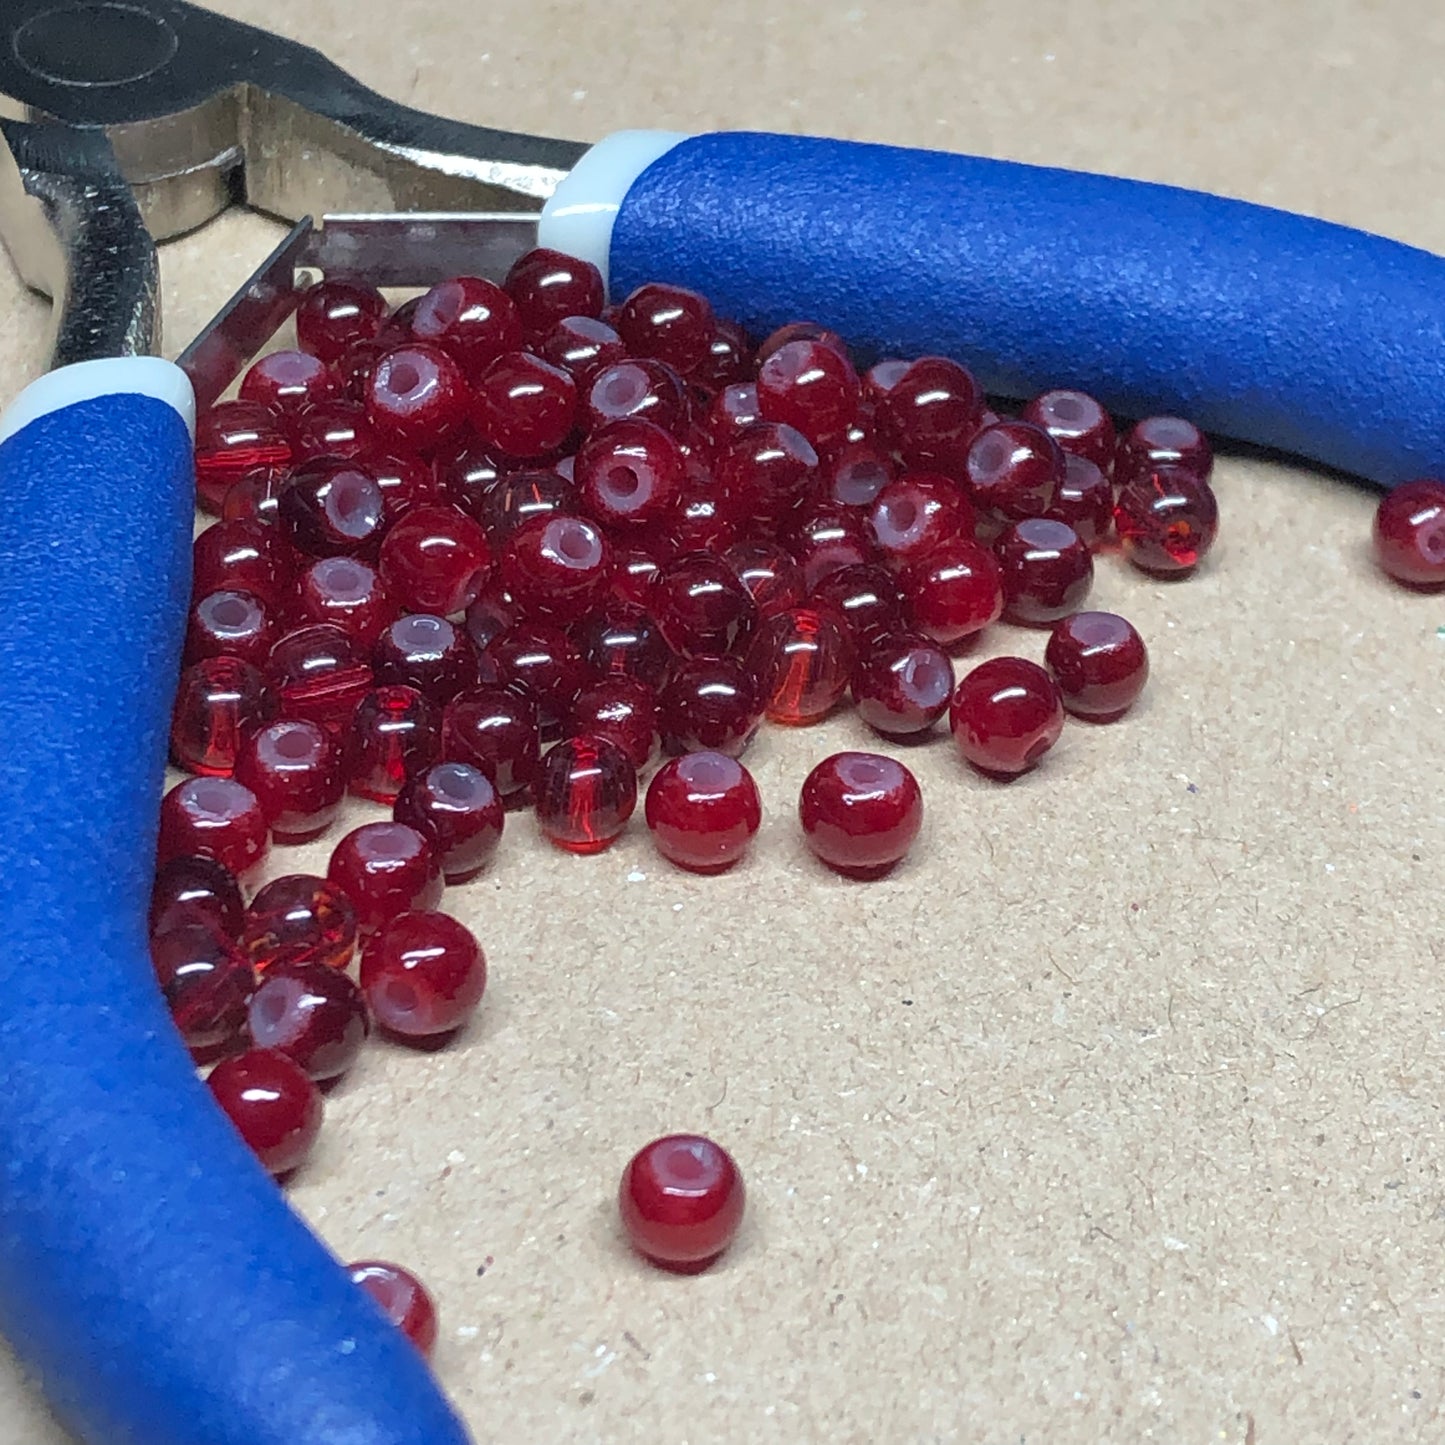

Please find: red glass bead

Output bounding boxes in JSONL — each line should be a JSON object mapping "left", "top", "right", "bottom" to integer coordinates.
{"left": 410, "top": 275, "right": 523, "bottom": 371}
{"left": 192, "top": 519, "right": 288, "bottom": 610}
{"left": 504, "top": 247, "right": 605, "bottom": 334}
{"left": 151, "top": 922, "right": 255, "bottom": 1057}
{"left": 1372, "top": 479, "right": 1445, "bottom": 588}
{"left": 644, "top": 751, "right": 761, "bottom": 874}
{"left": 361, "top": 910, "right": 486, "bottom": 1037}
{"left": 151, "top": 854, "right": 244, "bottom": 941}
{"left": 369, "top": 450, "right": 441, "bottom": 524}
{"left": 714, "top": 421, "right": 818, "bottom": 520}
{"left": 328, "top": 822, "right": 443, "bottom": 934}
{"left": 536, "top": 314, "right": 626, "bottom": 382}
{"left": 207, "top": 1047, "right": 323, "bottom": 1176}
{"left": 799, "top": 751, "right": 923, "bottom": 879}
{"left": 851, "top": 630, "right": 955, "bottom": 738}
{"left": 463, "top": 589, "right": 518, "bottom": 658}
{"left": 902, "top": 538, "right": 1003, "bottom": 647}
{"left": 609, "top": 546, "right": 663, "bottom": 608}
{"left": 568, "top": 677, "right": 658, "bottom": 770}
{"left": 477, "top": 467, "right": 574, "bottom": 544}
{"left": 966, "top": 420, "right": 1066, "bottom": 522}
{"left": 1047, "top": 453, "right": 1115, "bottom": 548}
{"left": 393, "top": 761, "right": 504, "bottom": 883}
{"left": 1113, "top": 467, "right": 1220, "bottom": 575}
{"left": 572, "top": 605, "right": 670, "bottom": 687}
{"left": 366, "top": 343, "right": 472, "bottom": 453}
{"left": 1045, "top": 611, "right": 1150, "bottom": 722}
{"left": 170, "top": 656, "right": 277, "bottom": 777}
{"left": 994, "top": 517, "right": 1094, "bottom": 624}
{"left": 692, "top": 319, "right": 752, "bottom": 389}
{"left": 1115, "top": 415, "right": 1213, "bottom": 489}
{"left": 658, "top": 655, "right": 762, "bottom": 758}
{"left": 185, "top": 590, "right": 276, "bottom": 669}
{"left": 534, "top": 734, "right": 637, "bottom": 854}
{"left": 703, "top": 382, "right": 762, "bottom": 449}
{"left": 785, "top": 504, "right": 873, "bottom": 590}
{"left": 372, "top": 613, "right": 478, "bottom": 703}
{"left": 472, "top": 351, "right": 578, "bottom": 459}
{"left": 585, "top": 357, "right": 690, "bottom": 434}
{"left": 296, "top": 279, "right": 387, "bottom": 363}
{"left": 808, "top": 562, "right": 908, "bottom": 646}
{"left": 485, "top": 621, "right": 589, "bottom": 733}
{"left": 616, "top": 282, "right": 715, "bottom": 374}
{"left": 724, "top": 541, "right": 805, "bottom": 620}
{"left": 159, "top": 776, "right": 269, "bottom": 880}
{"left": 294, "top": 556, "right": 395, "bottom": 645}
{"left": 194, "top": 401, "right": 292, "bottom": 513}
{"left": 441, "top": 685, "right": 541, "bottom": 804}
{"left": 241, "top": 873, "right": 358, "bottom": 973}
{"left": 663, "top": 468, "right": 745, "bottom": 558}
{"left": 220, "top": 468, "right": 288, "bottom": 528}
{"left": 757, "top": 321, "right": 847, "bottom": 364}
{"left": 347, "top": 1261, "right": 439, "bottom": 1359}
{"left": 949, "top": 656, "right": 1065, "bottom": 777}
{"left": 266, "top": 624, "right": 374, "bottom": 734}
{"left": 333, "top": 337, "right": 388, "bottom": 404}
{"left": 249, "top": 963, "right": 370, "bottom": 1082}
{"left": 347, "top": 685, "right": 442, "bottom": 803}
{"left": 378, "top": 503, "right": 492, "bottom": 616}
{"left": 868, "top": 472, "right": 975, "bottom": 572}
{"left": 755, "top": 338, "right": 861, "bottom": 449}
{"left": 1021, "top": 389, "right": 1117, "bottom": 472}
{"left": 499, "top": 514, "right": 612, "bottom": 623}
{"left": 278, "top": 459, "right": 387, "bottom": 559}
{"left": 871, "top": 356, "right": 983, "bottom": 471}
{"left": 651, "top": 551, "right": 758, "bottom": 658}
{"left": 431, "top": 441, "right": 501, "bottom": 520}
{"left": 619, "top": 1134, "right": 745, "bottom": 1271}
{"left": 747, "top": 606, "right": 854, "bottom": 725}
{"left": 288, "top": 399, "right": 375, "bottom": 463}
{"left": 240, "top": 349, "right": 337, "bottom": 414}
{"left": 575, "top": 419, "right": 685, "bottom": 531}
{"left": 822, "top": 430, "right": 895, "bottom": 509}
{"left": 234, "top": 718, "right": 346, "bottom": 843}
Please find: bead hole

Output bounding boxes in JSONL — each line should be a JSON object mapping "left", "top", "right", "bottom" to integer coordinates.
{"left": 605, "top": 465, "right": 642, "bottom": 501}
{"left": 387, "top": 360, "right": 422, "bottom": 395}
{"left": 384, "top": 980, "right": 419, "bottom": 1015}
{"left": 1048, "top": 394, "right": 1087, "bottom": 424}
{"left": 209, "top": 595, "right": 254, "bottom": 629}
{"left": 434, "top": 764, "right": 482, "bottom": 803}
{"left": 272, "top": 727, "right": 317, "bottom": 762}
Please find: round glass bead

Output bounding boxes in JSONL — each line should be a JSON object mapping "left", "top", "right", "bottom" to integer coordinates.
{"left": 241, "top": 874, "right": 359, "bottom": 973}
{"left": 725, "top": 541, "right": 806, "bottom": 620}
{"left": 747, "top": 606, "right": 855, "bottom": 725}
{"left": 220, "top": 468, "right": 289, "bottom": 528}
{"left": 361, "top": 911, "right": 486, "bottom": 1037}
{"left": 346, "top": 685, "right": 442, "bottom": 803}
{"left": 704, "top": 382, "right": 762, "bottom": 448}
{"left": 191, "top": 519, "right": 289, "bottom": 611}
{"left": 1021, "top": 388, "right": 1116, "bottom": 471}
{"left": 784, "top": 504, "right": 874, "bottom": 590}
{"left": 870, "top": 356, "right": 983, "bottom": 470}
{"left": 194, "top": 401, "right": 292, "bottom": 513}
{"left": 692, "top": 319, "right": 752, "bottom": 389}
{"left": 568, "top": 677, "right": 659, "bottom": 770}
{"left": 619, "top": 1134, "right": 746, "bottom": 1270}
{"left": 393, "top": 761, "right": 505, "bottom": 883}
{"left": 150, "top": 854, "right": 244, "bottom": 941}
{"left": 714, "top": 421, "right": 818, "bottom": 520}
{"left": 868, "top": 472, "right": 975, "bottom": 572}
{"left": 808, "top": 562, "right": 908, "bottom": 646}
{"left": 295, "top": 279, "right": 386, "bottom": 363}
{"left": 755, "top": 338, "right": 861, "bottom": 449}
{"left": 572, "top": 605, "right": 671, "bottom": 688}
{"left": 536, "top": 314, "right": 627, "bottom": 382}
{"left": 278, "top": 459, "right": 387, "bottom": 559}
{"left": 378, "top": 503, "right": 493, "bottom": 616}
{"left": 585, "top": 357, "right": 690, "bottom": 434}
{"left": 233, "top": 717, "right": 345, "bottom": 843}
{"left": 369, "top": 450, "right": 441, "bottom": 524}
{"left": 151, "top": 922, "right": 255, "bottom": 1057}
{"left": 288, "top": 399, "right": 375, "bottom": 462}
{"left": 821, "top": 432, "right": 895, "bottom": 509}
{"left": 534, "top": 734, "right": 638, "bottom": 853}
{"left": 645, "top": 751, "right": 761, "bottom": 873}
{"left": 185, "top": 589, "right": 276, "bottom": 669}
{"left": 1372, "top": 478, "right": 1445, "bottom": 588}
{"left": 295, "top": 556, "right": 395, "bottom": 645}
{"left": 347, "top": 1262, "right": 439, "bottom": 1359}
{"left": 471, "top": 351, "right": 578, "bottom": 459}
{"left": 170, "top": 656, "right": 277, "bottom": 776}
{"left": 651, "top": 551, "right": 758, "bottom": 658}
{"left": 158, "top": 776, "right": 269, "bottom": 881}
{"left": 575, "top": 418, "right": 686, "bottom": 530}
{"left": 207, "top": 1047, "right": 323, "bottom": 1176}
{"left": 1113, "top": 467, "right": 1220, "bottom": 575}
{"left": 371, "top": 613, "right": 479, "bottom": 705}
{"left": 902, "top": 538, "right": 1004, "bottom": 646}
{"left": 498, "top": 514, "right": 613, "bottom": 623}
{"left": 240, "top": 349, "right": 336, "bottom": 414}
{"left": 365, "top": 342, "right": 472, "bottom": 452}
{"left": 851, "top": 630, "right": 955, "bottom": 739}
{"left": 409, "top": 275, "right": 522, "bottom": 370}
{"left": 485, "top": 621, "right": 589, "bottom": 736}
{"left": 1044, "top": 611, "right": 1149, "bottom": 722}
{"left": 477, "top": 467, "right": 576, "bottom": 544}
{"left": 1115, "top": 414, "right": 1213, "bottom": 489}
{"left": 442, "top": 685, "right": 541, "bottom": 804}
{"left": 994, "top": 517, "right": 1094, "bottom": 624}
{"left": 504, "top": 247, "right": 605, "bottom": 334}
{"left": 657, "top": 655, "right": 762, "bottom": 758}
{"left": 1047, "top": 453, "right": 1115, "bottom": 549}
{"left": 965, "top": 420, "right": 1066, "bottom": 522}
{"left": 248, "top": 963, "right": 370, "bottom": 1082}
{"left": 798, "top": 751, "right": 924, "bottom": 879}
{"left": 328, "top": 822, "right": 444, "bottom": 934}
{"left": 266, "top": 624, "right": 374, "bottom": 734}
{"left": 949, "top": 656, "right": 1065, "bottom": 777}
{"left": 615, "top": 281, "right": 715, "bottom": 374}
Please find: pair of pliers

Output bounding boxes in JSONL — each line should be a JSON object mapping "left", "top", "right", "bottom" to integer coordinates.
{"left": 0, "top": 4, "right": 1440, "bottom": 1444}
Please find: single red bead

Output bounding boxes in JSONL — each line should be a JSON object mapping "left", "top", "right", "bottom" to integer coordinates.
{"left": 266, "top": 624, "right": 375, "bottom": 734}
{"left": 755, "top": 338, "right": 861, "bottom": 451}
{"left": 463, "top": 589, "right": 519, "bottom": 658}
{"left": 1021, "top": 389, "right": 1117, "bottom": 472}
{"left": 151, "top": 922, "right": 255, "bottom": 1057}
{"left": 609, "top": 546, "right": 664, "bottom": 608}
{"left": 1372, "top": 479, "right": 1445, "bottom": 588}
{"left": 366, "top": 343, "right": 472, "bottom": 453}
{"left": 692, "top": 319, "right": 753, "bottom": 390}
{"left": 1115, "top": 415, "right": 1213, "bottom": 489}
{"left": 170, "top": 656, "right": 277, "bottom": 777}
{"left": 248, "top": 963, "right": 370, "bottom": 1082}
{"left": 822, "top": 430, "right": 896, "bottom": 509}
{"left": 868, "top": 472, "right": 975, "bottom": 572}
{"left": 194, "top": 401, "right": 293, "bottom": 513}
{"left": 207, "top": 1047, "right": 323, "bottom": 1176}
{"left": 361, "top": 910, "right": 486, "bottom": 1037}
{"left": 296, "top": 279, "right": 387, "bottom": 363}
{"left": 241, "top": 874, "right": 359, "bottom": 973}
{"left": 234, "top": 718, "right": 346, "bottom": 843}
{"left": 150, "top": 854, "right": 244, "bottom": 941}
{"left": 1047, "top": 453, "right": 1115, "bottom": 549}
{"left": 807, "top": 562, "right": 908, "bottom": 647}
{"left": 378, "top": 503, "right": 493, "bottom": 616}
{"left": 575, "top": 419, "right": 685, "bottom": 531}
{"left": 714, "top": 421, "right": 819, "bottom": 520}
{"left": 287, "top": 399, "right": 375, "bottom": 463}
{"left": 747, "top": 606, "right": 855, "bottom": 725}
{"left": 534, "top": 734, "right": 638, "bottom": 853}
{"left": 368, "top": 450, "right": 441, "bottom": 524}
{"left": 183, "top": 590, "right": 276, "bottom": 672}
{"left": 432, "top": 441, "right": 502, "bottom": 520}
{"left": 476, "top": 467, "right": 575, "bottom": 544}
{"left": 994, "top": 517, "right": 1094, "bottom": 625}
{"left": 294, "top": 556, "right": 396, "bottom": 646}
{"left": 278, "top": 459, "right": 387, "bottom": 559}
{"left": 536, "top": 314, "right": 626, "bottom": 382}
{"left": 393, "top": 761, "right": 504, "bottom": 883}
{"left": 568, "top": 677, "right": 659, "bottom": 770}
{"left": 347, "top": 1261, "right": 439, "bottom": 1359}
{"left": 619, "top": 1134, "right": 746, "bottom": 1271}
{"left": 192, "top": 519, "right": 289, "bottom": 610}
{"left": 220, "top": 468, "right": 289, "bottom": 528}
{"left": 658, "top": 655, "right": 762, "bottom": 758}
{"left": 785, "top": 504, "right": 874, "bottom": 590}
{"left": 651, "top": 551, "right": 758, "bottom": 658}
{"left": 703, "top": 382, "right": 763, "bottom": 449}
{"left": 1113, "top": 467, "right": 1220, "bottom": 575}
{"left": 949, "top": 656, "right": 1065, "bottom": 777}
{"left": 644, "top": 751, "right": 761, "bottom": 874}
{"left": 585, "top": 358, "right": 690, "bottom": 434}
{"left": 572, "top": 605, "right": 671, "bottom": 687}
{"left": 724, "top": 541, "right": 805, "bottom": 620}
{"left": 499, "top": 514, "right": 612, "bottom": 623}
{"left": 328, "top": 822, "right": 443, "bottom": 934}
{"left": 851, "top": 630, "right": 955, "bottom": 738}
{"left": 346, "top": 685, "right": 442, "bottom": 803}
{"left": 799, "top": 751, "right": 924, "bottom": 879}
{"left": 966, "top": 420, "right": 1066, "bottom": 522}
{"left": 472, "top": 351, "right": 578, "bottom": 459}
{"left": 485, "top": 621, "right": 589, "bottom": 734}
{"left": 757, "top": 321, "right": 847, "bottom": 364}
{"left": 159, "top": 776, "right": 269, "bottom": 882}
{"left": 616, "top": 282, "right": 716, "bottom": 374}
{"left": 871, "top": 356, "right": 984, "bottom": 471}
{"left": 410, "top": 275, "right": 524, "bottom": 371}
{"left": 504, "top": 247, "right": 605, "bottom": 334}
{"left": 661, "top": 470, "right": 745, "bottom": 558}
{"left": 902, "top": 538, "right": 1003, "bottom": 647}
{"left": 1043, "top": 610, "right": 1149, "bottom": 726}
{"left": 372, "top": 613, "right": 479, "bottom": 703}
{"left": 441, "top": 685, "right": 541, "bottom": 804}
{"left": 240, "top": 349, "right": 337, "bottom": 415}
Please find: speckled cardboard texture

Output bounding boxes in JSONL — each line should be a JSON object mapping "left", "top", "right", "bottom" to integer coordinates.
{"left": 0, "top": 2, "right": 1442, "bottom": 1441}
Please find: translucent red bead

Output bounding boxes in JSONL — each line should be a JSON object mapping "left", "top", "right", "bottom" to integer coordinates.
{"left": 150, "top": 854, "right": 244, "bottom": 941}
{"left": 295, "top": 556, "right": 395, "bottom": 645}
{"left": 241, "top": 873, "right": 358, "bottom": 972}
{"left": 949, "top": 656, "right": 1065, "bottom": 777}
{"left": 1044, "top": 611, "right": 1150, "bottom": 721}
{"left": 851, "top": 631, "right": 955, "bottom": 738}
{"left": 361, "top": 910, "right": 486, "bottom": 1038}
{"left": 393, "top": 761, "right": 505, "bottom": 883}
{"left": 346, "top": 685, "right": 441, "bottom": 803}
{"left": 499, "top": 514, "right": 612, "bottom": 622}
{"left": 645, "top": 751, "right": 762, "bottom": 873}
{"left": 755, "top": 338, "right": 861, "bottom": 449}
{"left": 170, "top": 656, "right": 277, "bottom": 776}
{"left": 248, "top": 964, "right": 370, "bottom": 1082}
{"left": 1113, "top": 467, "right": 1220, "bottom": 575}
{"left": 472, "top": 351, "right": 578, "bottom": 458}
{"left": 658, "top": 655, "right": 762, "bottom": 758}
{"left": 328, "top": 822, "right": 443, "bottom": 934}
{"left": 965, "top": 420, "right": 1065, "bottom": 522}
{"left": 799, "top": 751, "right": 924, "bottom": 879}
{"left": 505, "top": 247, "right": 605, "bottom": 335}
{"left": 266, "top": 624, "right": 374, "bottom": 734}
{"left": 575, "top": 419, "right": 685, "bottom": 530}
{"left": 747, "top": 606, "right": 855, "bottom": 725}
{"left": 652, "top": 551, "right": 758, "bottom": 658}
{"left": 441, "top": 684, "right": 541, "bottom": 803}
{"left": 615, "top": 282, "right": 715, "bottom": 374}
{"left": 278, "top": 459, "right": 387, "bottom": 558}
{"left": 194, "top": 401, "right": 292, "bottom": 513}
{"left": 1372, "top": 478, "right": 1445, "bottom": 588}
{"left": 207, "top": 1047, "right": 324, "bottom": 1176}
{"left": 240, "top": 349, "right": 336, "bottom": 414}
{"left": 619, "top": 1134, "right": 746, "bottom": 1271}
{"left": 186, "top": 589, "right": 276, "bottom": 669}
{"left": 994, "top": 517, "right": 1094, "bottom": 624}
{"left": 379, "top": 504, "right": 492, "bottom": 616}
{"left": 366, "top": 343, "right": 472, "bottom": 452}
{"left": 159, "top": 776, "right": 269, "bottom": 881}
{"left": 152, "top": 922, "right": 255, "bottom": 1056}
{"left": 234, "top": 718, "right": 346, "bottom": 842}
{"left": 1020, "top": 388, "right": 1116, "bottom": 471}
{"left": 534, "top": 734, "right": 638, "bottom": 854}
{"left": 1115, "top": 414, "right": 1213, "bottom": 489}
{"left": 902, "top": 538, "right": 1003, "bottom": 647}
{"left": 410, "top": 275, "right": 522, "bottom": 371}
{"left": 348, "top": 1261, "right": 439, "bottom": 1358}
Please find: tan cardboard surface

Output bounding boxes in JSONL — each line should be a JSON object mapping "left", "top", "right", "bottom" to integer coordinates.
{"left": 1, "top": 2, "right": 1443, "bottom": 1441}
